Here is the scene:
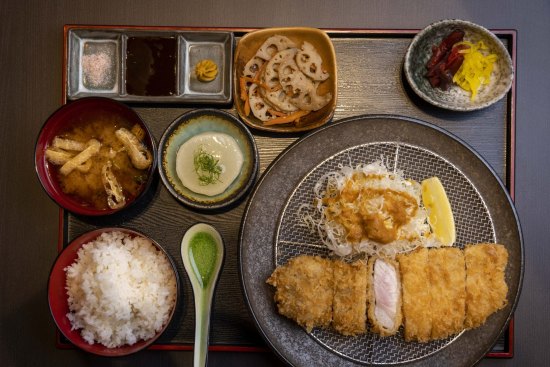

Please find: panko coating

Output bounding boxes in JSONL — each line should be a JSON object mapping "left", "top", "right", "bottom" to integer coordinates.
{"left": 464, "top": 243, "right": 509, "bottom": 328}
{"left": 428, "top": 247, "right": 466, "bottom": 340}
{"left": 333, "top": 260, "right": 367, "bottom": 336}
{"left": 266, "top": 255, "right": 334, "bottom": 332}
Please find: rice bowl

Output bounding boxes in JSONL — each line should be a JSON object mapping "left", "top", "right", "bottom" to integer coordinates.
{"left": 48, "top": 228, "right": 179, "bottom": 356}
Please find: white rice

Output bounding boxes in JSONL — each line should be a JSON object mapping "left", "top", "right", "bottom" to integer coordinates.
{"left": 65, "top": 231, "right": 177, "bottom": 348}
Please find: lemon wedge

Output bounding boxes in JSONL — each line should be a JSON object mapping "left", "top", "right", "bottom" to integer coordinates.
{"left": 421, "top": 177, "right": 456, "bottom": 246}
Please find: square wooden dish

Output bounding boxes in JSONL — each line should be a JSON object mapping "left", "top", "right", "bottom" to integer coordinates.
{"left": 233, "top": 27, "right": 337, "bottom": 133}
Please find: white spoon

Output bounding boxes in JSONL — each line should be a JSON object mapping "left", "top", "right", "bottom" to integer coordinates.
{"left": 181, "top": 223, "right": 224, "bottom": 367}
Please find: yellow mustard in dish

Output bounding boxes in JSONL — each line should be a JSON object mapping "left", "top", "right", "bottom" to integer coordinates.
{"left": 195, "top": 59, "right": 218, "bottom": 82}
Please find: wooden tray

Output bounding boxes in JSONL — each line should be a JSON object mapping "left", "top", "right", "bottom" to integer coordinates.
{"left": 58, "top": 25, "right": 517, "bottom": 358}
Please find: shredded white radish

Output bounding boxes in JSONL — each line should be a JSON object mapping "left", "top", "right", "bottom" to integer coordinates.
{"left": 299, "top": 160, "right": 441, "bottom": 258}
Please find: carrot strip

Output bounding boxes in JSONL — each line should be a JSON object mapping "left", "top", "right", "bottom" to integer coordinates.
{"left": 244, "top": 96, "right": 251, "bottom": 116}
{"left": 239, "top": 77, "right": 249, "bottom": 101}
{"left": 267, "top": 109, "right": 286, "bottom": 117}
{"left": 253, "top": 63, "right": 267, "bottom": 84}
{"left": 264, "top": 110, "right": 310, "bottom": 126}
{"left": 243, "top": 75, "right": 274, "bottom": 93}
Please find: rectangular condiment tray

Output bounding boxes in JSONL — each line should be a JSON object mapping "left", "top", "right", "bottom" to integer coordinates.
{"left": 66, "top": 27, "right": 233, "bottom": 103}
{"left": 60, "top": 25, "right": 516, "bottom": 357}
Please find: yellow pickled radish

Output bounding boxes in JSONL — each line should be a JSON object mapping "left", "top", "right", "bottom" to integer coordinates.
{"left": 421, "top": 177, "right": 456, "bottom": 246}
{"left": 453, "top": 41, "right": 498, "bottom": 101}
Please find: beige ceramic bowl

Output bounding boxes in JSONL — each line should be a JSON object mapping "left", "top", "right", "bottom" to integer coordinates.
{"left": 234, "top": 27, "right": 337, "bottom": 133}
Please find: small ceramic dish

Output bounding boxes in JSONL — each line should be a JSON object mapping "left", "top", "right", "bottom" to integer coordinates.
{"left": 404, "top": 19, "right": 514, "bottom": 111}
{"left": 234, "top": 27, "right": 337, "bottom": 132}
{"left": 66, "top": 28, "right": 234, "bottom": 104}
{"left": 35, "top": 97, "right": 157, "bottom": 216}
{"left": 158, "top": 109, "right": 258, "bottom": 210}
{"left": 48, "top": 227, "right": 180, "bottom": 357}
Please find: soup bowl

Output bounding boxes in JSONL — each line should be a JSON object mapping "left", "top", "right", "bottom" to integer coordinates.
{"left": 35, "top": 97, "right": 157, "bottom": 216}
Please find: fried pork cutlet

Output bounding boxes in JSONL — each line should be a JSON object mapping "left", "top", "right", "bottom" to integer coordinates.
{"left": 428, "top": 247, "right": 466, "bottom": 340}
{"left": 464, "top": 243, "right": 509, "bottom": 329}
{"left": 367, "top": 257, "right": 402, "bottom": 336}
{"left": 266, "top": 255, "right": 334, "bottom": 332}
{"left": 333, "top": 260, "right": 367, "bottom": 336}
{"left": 397, "top": 248, "right": 431, "bottom": 342}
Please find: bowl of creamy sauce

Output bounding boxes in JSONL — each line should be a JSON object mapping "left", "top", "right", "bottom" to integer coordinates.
{"left": 158, "top": 109, "right": 258, "bottom": 210}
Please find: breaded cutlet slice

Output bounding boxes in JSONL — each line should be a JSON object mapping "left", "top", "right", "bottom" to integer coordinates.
{"left": 266, "top": 255, "right": 334, "bottom": 332}
{"left": 464, "top": 243, "right": 509, "bottom": 329}
{"left": 428, "top": 247, "right": 466, "bottom": 340}
{"left": 397, "top": 248, "right": 432, "bottom": 342}
{"left": 367, "top": 256, "right": 403, "bottom": 337}
{"left": 333, "top": 259, "right": 367, "bottom": 336}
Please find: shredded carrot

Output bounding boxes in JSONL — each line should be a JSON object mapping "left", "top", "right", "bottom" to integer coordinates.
{"left": 239, "top": 77, "right": 249, "bottom": 101}
{"left": 263, "top": 83, "right": 278, "bottom": 92}
{"left": 244, "top": 96, "right": 251, "bottom": 116}
{"left": 264, "top": 110, "right": 310, "bottom": 126}
{"left": 242, "top": 74, "right": 274, "bottom": 94}
{"left": 242, "top": 76, "right": 256, "bottom": 83}
{"left": 268, "top": 109, "right": 286, "bottom": 117}
{"left": 253, "top": 63, "right": 267, "bottom": 84}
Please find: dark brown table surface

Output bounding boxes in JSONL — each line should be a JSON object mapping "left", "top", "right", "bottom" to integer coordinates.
{"left": 2, "top": 1, "right": 549, "bottom": 366}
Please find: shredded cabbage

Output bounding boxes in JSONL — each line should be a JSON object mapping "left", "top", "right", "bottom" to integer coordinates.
{"left": 298, "top": 160, "right": 440, "bottom": 258}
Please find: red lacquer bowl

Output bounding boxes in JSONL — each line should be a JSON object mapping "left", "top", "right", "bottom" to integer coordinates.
{"left": 35, "top": 97, "right": 157, "bottom": 216}
{"left": 48, "top": 227, "right": 180, "bottom": 356}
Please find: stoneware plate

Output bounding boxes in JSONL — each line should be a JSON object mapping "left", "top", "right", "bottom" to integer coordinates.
{"left": 239, "top": 115, "right": 523, "bottom": 366}
{"left": 234, "top": 27, "right": 337, "bottom": 133}
{"left": 404, "top": 19, "right": 513, "bottom": 111}
{"left": 158, "top": 109, "right": 258, "bottom": 210}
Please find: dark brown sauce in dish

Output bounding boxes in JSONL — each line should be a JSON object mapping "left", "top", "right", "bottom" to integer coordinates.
{"left": 125, "top": 37, "right": 177, "bottom": 96}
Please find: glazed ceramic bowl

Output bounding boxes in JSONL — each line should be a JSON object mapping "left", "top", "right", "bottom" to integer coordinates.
{"left": 158, "top": 109, "right": 258, "bottom": 210}
{"left": 35, "top": 97, "right": 157, "bottom": 216}
{"left": 404, "top": 19, "right": 514, "bottom": 111}
{"left": 234, "top": 27, "right": 337, "bottom": 132}
{"left": 48, "top": 227, "right": 180, "bottom": 356}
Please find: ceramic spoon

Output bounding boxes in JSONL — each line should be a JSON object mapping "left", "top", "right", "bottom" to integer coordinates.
{"left": 181, "top": 223, "right": 224, "bottom": 367}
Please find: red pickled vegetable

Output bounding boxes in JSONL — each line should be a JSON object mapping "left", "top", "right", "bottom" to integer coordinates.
{"left": 426, "top": 29, "right": 464, "bottom": 69}
{"left": 446, "top": 54, "right": 464, "bottom": 75}
{"left": 425, "top": 29, "right": 467, "bottom": 90}
{"left": 427, "top": 45, "right": 445, "bottom": 70}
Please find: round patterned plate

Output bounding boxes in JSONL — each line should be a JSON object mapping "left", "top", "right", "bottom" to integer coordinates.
{"left": 239, "top": 115, "right": 523, "bottom": 366}
{"left": 404, "top": 19, "right": 514, "bottom": 111}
